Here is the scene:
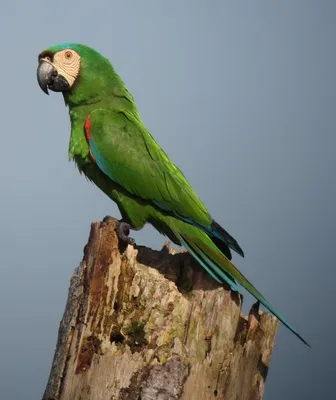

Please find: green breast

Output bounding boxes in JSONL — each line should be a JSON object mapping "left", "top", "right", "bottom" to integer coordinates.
{"left": 68, "top": 107, "right": 91, "bottom": 170}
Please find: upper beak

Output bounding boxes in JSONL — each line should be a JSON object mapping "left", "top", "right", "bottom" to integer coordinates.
{"left": 37, "top": 60, "right": 55, "bottom": 95}
{"left": 37, "top": 59, "right": 70, "bottom": 95}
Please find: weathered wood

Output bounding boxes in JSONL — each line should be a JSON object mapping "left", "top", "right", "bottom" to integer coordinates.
{"left": 43, "top": 219, "right": 278, "bottom": 400}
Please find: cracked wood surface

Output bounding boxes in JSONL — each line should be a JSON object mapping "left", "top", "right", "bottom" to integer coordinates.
{"left": 43, "top": 219, "right": 279, "bottom": 400}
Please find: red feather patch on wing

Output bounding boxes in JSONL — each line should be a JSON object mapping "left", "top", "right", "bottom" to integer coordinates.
{"left": 84, "top": 115, "right": 95, "bottom": 162}
{"left": 85, "top": 115, "right": 92, "bottom": 140}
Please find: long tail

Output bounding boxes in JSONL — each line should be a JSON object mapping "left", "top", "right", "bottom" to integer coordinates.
{"left": 171, "top": 222, "right": 310, "bottom": 347}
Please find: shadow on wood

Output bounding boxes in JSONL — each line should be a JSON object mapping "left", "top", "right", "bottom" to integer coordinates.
{"left": 43, "top": 219, "right": 278, "bottom": 400}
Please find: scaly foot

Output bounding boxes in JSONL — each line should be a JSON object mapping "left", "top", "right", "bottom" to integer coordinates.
{"left": 103, "top": 216, "right": 136, "bottom": 245}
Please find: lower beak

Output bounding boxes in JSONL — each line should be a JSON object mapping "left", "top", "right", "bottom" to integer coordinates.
{"left": 37, "top": 60, "right": 70, "bottom": 94}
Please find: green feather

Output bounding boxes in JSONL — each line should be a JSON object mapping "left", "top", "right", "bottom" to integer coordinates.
{"left": 170, "top": 221, "right": 310, "bottom": 347}
{"left": 39, "top": 42, "right": 310, "bottom": 346}
{"left": 87, "top": 108, "right": 211, "bottom": 227}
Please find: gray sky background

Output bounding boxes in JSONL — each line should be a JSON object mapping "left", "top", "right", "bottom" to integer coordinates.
{"left": 0, "top": 1, "right": 334, "bottom": 399}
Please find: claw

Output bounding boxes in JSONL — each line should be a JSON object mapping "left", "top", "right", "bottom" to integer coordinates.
{"left": 103, "top": 216, "right": 136, "bottom": 245}
{"left": 117, "top": 221, "right": 136, "bottom": 245}
{"left": 103, "top": 215, "right": 116, "bottom": 224}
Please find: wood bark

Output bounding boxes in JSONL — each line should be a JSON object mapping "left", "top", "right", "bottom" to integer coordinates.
{"left": 43, "top": 219, "right": 278, "bottom": 400}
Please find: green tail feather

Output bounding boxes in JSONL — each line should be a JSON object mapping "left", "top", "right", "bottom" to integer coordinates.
{"left": 177, "top": 234, "right": 240, "bottom": 291}
{"left": 172, "top": 223, "right": 310, "bottom": 347}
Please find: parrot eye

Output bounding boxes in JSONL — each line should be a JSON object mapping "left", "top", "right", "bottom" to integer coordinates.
{"left": 45, "top": 56, "right": 51, "bottom": 62}
{"left": 65, "top": 51, "right": 73, "bottom": 60}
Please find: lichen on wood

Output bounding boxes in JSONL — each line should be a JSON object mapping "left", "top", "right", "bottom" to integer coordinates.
{"left": 43, "top": 219, "right": 278, "bottom": 400}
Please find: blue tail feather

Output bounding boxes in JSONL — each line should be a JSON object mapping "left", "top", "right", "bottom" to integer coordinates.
{"left": 176, "top": 231, "right": 311, "bottom": 347}
{"left": 177, "top": 234, "right": 224, "bottom": 284}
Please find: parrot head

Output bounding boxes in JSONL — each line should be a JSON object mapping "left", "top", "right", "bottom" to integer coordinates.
{"left": 37, "top": 43, "right": 115, "bottom": 104}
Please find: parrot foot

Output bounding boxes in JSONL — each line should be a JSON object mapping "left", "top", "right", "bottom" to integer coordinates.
{"left": 103, "top": 216, "right": 137, "bottom": 245}
{"left": 116, "top": 221, "right": 136, "bottom": 245}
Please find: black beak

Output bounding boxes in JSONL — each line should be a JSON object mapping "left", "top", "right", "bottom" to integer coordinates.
{"left": 37, "top": 60, "right": 70, "bottom": 95}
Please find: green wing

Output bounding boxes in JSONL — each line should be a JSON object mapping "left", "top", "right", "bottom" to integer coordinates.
{"left": 87, "top": 108, "right": 212, "bottom": 227}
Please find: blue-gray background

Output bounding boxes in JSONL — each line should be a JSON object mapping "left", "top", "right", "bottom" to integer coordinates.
{"left": 1, "top": 1, "right": 334, "bottom": 399}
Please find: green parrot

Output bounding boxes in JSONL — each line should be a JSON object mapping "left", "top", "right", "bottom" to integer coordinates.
{"left": 37, "top": 43, "right": 309, "bottom": 346}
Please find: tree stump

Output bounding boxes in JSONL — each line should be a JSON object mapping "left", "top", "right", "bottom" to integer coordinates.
{"left": 43, "top": 219, "right": 278, "bottom": 400}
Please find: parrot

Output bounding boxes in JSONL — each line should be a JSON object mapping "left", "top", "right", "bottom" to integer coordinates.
{"left": 37, "top": 42, "right": 309, "bottom": 346}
